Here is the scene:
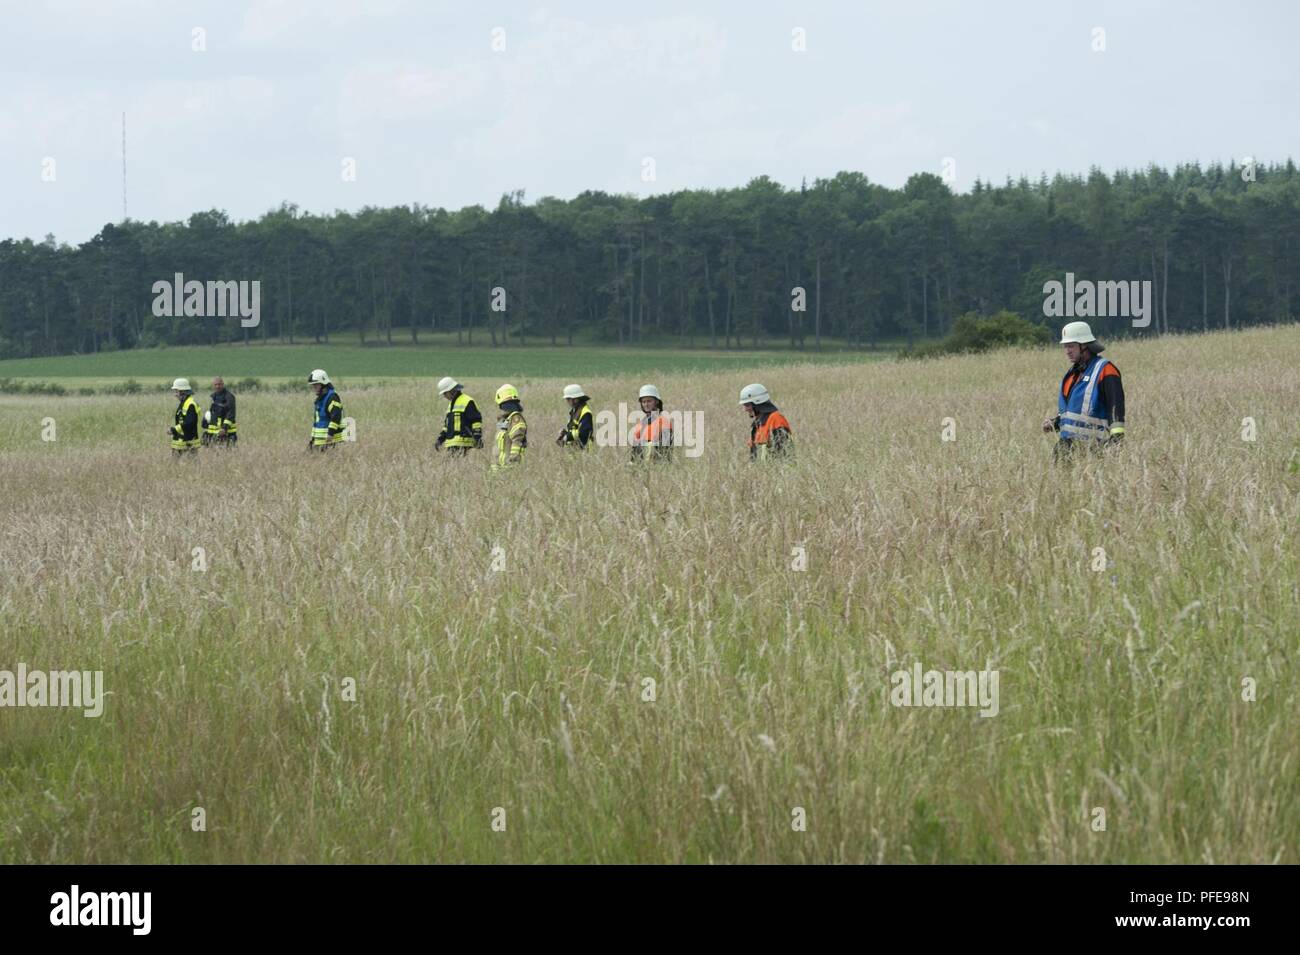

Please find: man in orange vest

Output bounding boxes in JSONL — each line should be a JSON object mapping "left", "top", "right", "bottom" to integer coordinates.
{"left": 739, "top": 383, "right": 792, "bottom": 461}
{"left": 630, "top": 384, "right": 673, "bottom": 462}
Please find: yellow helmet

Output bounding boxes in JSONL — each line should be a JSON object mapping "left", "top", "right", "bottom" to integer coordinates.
{"left": 494, "top": 383, "right": 520, "bottom": 405}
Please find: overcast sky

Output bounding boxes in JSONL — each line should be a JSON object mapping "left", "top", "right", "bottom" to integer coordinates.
{"left": 3, "top": 0, "right": 1297, "bottom": 244}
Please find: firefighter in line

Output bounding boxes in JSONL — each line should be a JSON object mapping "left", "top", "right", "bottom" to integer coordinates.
{"left": 308, "top": 369, "right": 346, "bottom": 450}
{"left": 630, "top": 384, "right": 673, "bottom": 462}
{"left": 1041, "top": 321, "right": 1125, "bottom": 454}
{"left": 202, "top": 376, "right": 237, "bottom": 447}
{"left": 168, "top": 378, "right": 201, "bottom": 456}
{"left": 434, "top": 377, "right": 483, "bottom": 455}
{"left": 556, "top": 383, "right": 594, "bottom": 450}
{"left": 739, "top": 383, "right": 793, "bottom": 461}
{"left": 492, "top": 384, "right": 527, "bottom": 470}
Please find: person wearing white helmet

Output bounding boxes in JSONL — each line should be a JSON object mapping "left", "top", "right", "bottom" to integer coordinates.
{"left": 1042, "top": 322, "right": 1126, "bottom": 451}
{"left": 167, "top": 377, "right": 201, "bottom": 455}
{"left": 556, "top": 383, "right": 594, "bottom": 450}
{"left": 434, "top": 376, "right": 483, "bottom": 455}
{"left": 739, "top": 383, "right": 793, "bottom": 461}
{"left": 630, "top": 383, "right": 672, "bottom": 461}
{"left": 308, "top": 369, "right": 346, "bottom": 450}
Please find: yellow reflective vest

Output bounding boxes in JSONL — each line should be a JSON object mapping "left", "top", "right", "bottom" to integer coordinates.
{"left": 171, "top": 395, "right": 201, "bottom": 451}
{"left": 496, "top": 410, "right": 527, "bottom": 467}
{"left": 566, "top": 402, "right": 593, "bottom": 449}
{"left": 443, "top": 393, "right": 482, "bottom": 449}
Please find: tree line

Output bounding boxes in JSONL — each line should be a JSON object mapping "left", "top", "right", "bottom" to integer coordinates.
{"left": 1, "top": 159, "right": 1296, "bottom": 359}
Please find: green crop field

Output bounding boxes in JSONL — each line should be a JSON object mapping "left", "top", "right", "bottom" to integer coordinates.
{"left": 0, "top": 328, "right": 1295, "bottom": 863}
{"left": 0, "top": 339, "right": 890, "bottom": 390}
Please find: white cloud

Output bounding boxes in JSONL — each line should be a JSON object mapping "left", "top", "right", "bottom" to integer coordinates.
{"left": 2, "top": 1, "right": 1296, "bottom": 242}
{"left": 337, "top": 61, "right": 486, "bottom": 132}
{"left": 239, "top": 0, "right": 406, "bottom": 47}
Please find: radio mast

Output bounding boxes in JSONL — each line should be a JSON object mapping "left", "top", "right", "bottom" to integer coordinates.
{"left": 121, "top": 112, "right": 127, "bottom": 221}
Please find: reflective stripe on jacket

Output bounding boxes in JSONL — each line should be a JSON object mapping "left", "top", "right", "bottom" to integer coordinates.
{"left": 496, "top": 410, "right": 527, "bottom": 466}
{"left": 631, "top": 411, "right": 673, "bottom": 461}
{"left": 171, "top": 395, "right": 201, "bottom": 450}
{"left": 312, "top": 387, "right": 345, "bottom": 446}
{"left": 566, "top": 402, "right": 594, "bottom": 448}
{"left": 206, "top": 389, "right": 237, "bottom": 434}
{"left": 442, "top": 393, "right": 482, "bottom": 448}
{"left": 1058, "top": 356, "right": 1117, "bottom": 442}
{"left": 632, "top": 412, "right": 672, "bottom": 446}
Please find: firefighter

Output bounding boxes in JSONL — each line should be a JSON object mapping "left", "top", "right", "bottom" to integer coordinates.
{"left": 308, "top": 369, "right": 346, "bottom": 449}
{"left": 492, "top": 383, "right": 527, "bottom": 470}
{"left": 739, "top": 383, "right": 792, "bottom": 461}
{"left": 168, "top": 378, "right": 201, "bottom": 456}
{"left": 203, "top": 376, "right": 237, "bottom": 447}
{"left": 434, "top": 377, "right": 483, "bottom": 456}
{"left": 630, "top": 384, "right": 672, "bottom": 462}
{"left": 1041, "top": 322, "right": 1125, "bottom": 453}
{"left": 556, "top": 383, "right": 594, "bottom": 450}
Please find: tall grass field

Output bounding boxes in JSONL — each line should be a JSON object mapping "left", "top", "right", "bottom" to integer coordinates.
{"left": 0, "top": 328, "right": 1295, "bottom": 863}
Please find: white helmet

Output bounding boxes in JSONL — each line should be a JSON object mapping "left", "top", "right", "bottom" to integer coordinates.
{"left": 1059, "top": 321, "right": 1097, "bottom": 345}
{"left": 171, "top": 378, "right": 191, "bottom": 391}
{"left": 638, "top": 384, "right": 661, "bottom": 401}
{"left": 436, "top": 376, "right": 460, "bottom": 395}
{"left": 308, "top": 369, "right": 330, "bottom": 385}
{"left": 739, "top": 383, "right": 770, "bottom": 406}
{"left": 203, "top": 410, "right": 212, "bottom": 424}
{"left": 562, "top": 383, "right": 586, "bottom": 400}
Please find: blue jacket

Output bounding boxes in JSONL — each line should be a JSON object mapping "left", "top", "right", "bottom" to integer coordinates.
{"left": 1058, "top": 355, "right": 1119, "bottom": 442}
{"left": 312, "top": 386, "right": 344, "bottom": 445}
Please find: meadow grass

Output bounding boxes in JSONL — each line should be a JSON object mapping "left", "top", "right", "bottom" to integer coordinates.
{"left": 0, "top": 327, "right": 1295, "bottom": 863}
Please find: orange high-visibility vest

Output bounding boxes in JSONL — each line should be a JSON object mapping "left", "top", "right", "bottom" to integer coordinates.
{"left": 632, "top": 413, "right": 672, "bottom": 445}
{"left": 748, "top": 411, "right": 791, "bottom": 449}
